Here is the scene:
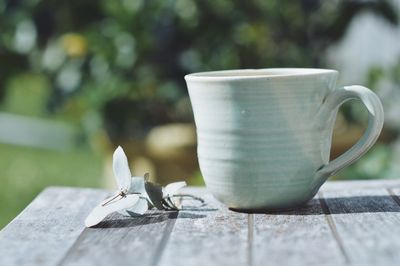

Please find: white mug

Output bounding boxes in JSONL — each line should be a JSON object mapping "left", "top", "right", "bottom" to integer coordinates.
{"left": 185, "top": 68, "right": 384, "bottom": 210}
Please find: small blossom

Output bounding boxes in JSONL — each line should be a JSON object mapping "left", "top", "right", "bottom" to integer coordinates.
{"left": 85, "top": 146, "right": 186, "bottom": 227}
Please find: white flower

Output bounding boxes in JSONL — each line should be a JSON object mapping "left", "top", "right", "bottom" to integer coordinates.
{"left": 118, "top": 176, "right": 149, "bottom": 216}
{"left": 85, "top": 146, "right": 140, "bottom": 227}
{"left": 85, "top": 146, "right": 187, "bottom": 227}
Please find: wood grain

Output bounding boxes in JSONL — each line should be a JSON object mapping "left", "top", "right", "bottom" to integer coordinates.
{"left": 2, "top": 181, "right": 400, "bottom": 266}
{"left": 158, "top": 188, "right": 249, "bottom": 266}
{"left": 59, "top": 210, "right": 178, "bottom": 266}
{"left": 252, "top": 196, "right": 346, "bottom": 266}
{"left": 0, "top": 187, "right": 108, "bottom": 266}
{"left": 321, "top": 187, "right": 400, "bottom": 266}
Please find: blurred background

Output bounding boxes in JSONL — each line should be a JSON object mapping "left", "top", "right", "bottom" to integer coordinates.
{"left": 0, "top": 0, "right": 400, "bottom": 228}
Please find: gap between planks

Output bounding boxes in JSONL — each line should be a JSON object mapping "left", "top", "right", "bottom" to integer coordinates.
{"left": 56, "top": 204, "right": 179, "bottom": 266}
{"left": 315, "top": 187, "right": 400, "bottom": 263}
{"left": 318, "top": 192, "right": 350, "bottom": 264}
{"left": 148, "top": 193, "right": 186, "bottom": 266}
{"left": 150, "top": 212, "right": 179, "bottom": 266}
{"left": 247, "top": 214, "right": 254, "bottom": 266}
{"left": 55, "top": 186, "right": 400, "bottom": 266}
{"left": 387, "top": 188, "right": 400, "bottom": 207}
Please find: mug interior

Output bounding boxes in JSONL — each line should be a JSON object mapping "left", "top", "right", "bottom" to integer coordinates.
{"left": 185, "top": 68, "right": 337, "bottom": 81}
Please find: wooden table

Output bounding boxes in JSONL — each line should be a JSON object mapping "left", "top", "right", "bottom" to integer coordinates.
{"left": 1, "top": 180, "right": 400, "bottom": 266}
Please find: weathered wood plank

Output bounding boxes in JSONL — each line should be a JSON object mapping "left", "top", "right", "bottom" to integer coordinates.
{"left": 321, "top": 188, "right": 400, "bottom": 266}
{"left": 252, "top": 196, "right": 346, "bottom": 266}
{"left": 0, "top": 187, "right": 108, "bottom": 266}
{"left": 158, "top": 188, "right": 249, "bottom": 266}
{"left": 3, "top": 182, "right": 400, "bottom": 266}
{"left": 59, "top": 209, "right": 177, "bottom": 266}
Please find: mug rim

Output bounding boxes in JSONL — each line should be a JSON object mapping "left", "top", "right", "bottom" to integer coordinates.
{"left": 185, "top": 68, "right": 338, "bottom": 82}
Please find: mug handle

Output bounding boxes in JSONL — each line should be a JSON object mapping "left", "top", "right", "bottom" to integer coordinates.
{"left": 312, "top": 85, "right": 384, "bottom": 189}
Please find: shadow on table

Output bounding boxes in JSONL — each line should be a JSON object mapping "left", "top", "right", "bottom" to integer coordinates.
{"left": 247, "top": 195, "right": 400, "bottom": 215}
{"left": 93, "top": 195, "right": 400, "bottom": 227}
{"left": 94, "top": 210, "right": 210, "bottom": 228}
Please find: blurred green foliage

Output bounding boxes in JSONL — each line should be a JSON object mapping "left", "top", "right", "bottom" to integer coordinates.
{"left": 0, "top": 71, "right": 103, "bottom": 229}
{"left": 1, "top": 0, "right": 397, "bottom": 128}
{"left": 0, "top": 0, "right": 398, "bottom": 228}
{"left": 337, "top": 58, "right": 400, "bottom": 180}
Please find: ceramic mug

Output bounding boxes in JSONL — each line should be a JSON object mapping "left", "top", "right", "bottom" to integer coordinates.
{"left": 185, "top": 68, "right": 384, "bottom": 210}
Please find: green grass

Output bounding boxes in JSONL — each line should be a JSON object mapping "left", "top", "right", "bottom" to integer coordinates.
{"left": 0, "top": 144, "right": 103, "bottom": 228}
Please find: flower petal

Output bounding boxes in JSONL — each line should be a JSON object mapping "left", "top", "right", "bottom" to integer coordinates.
{"left": 85, "top": 194, "right": 139, "bottom": 227}
{"left": 113, "top": 146, "right": 132, "bottom": 191}
{"left": 163, "top": 181, "right": 187, "bottom": 197}
{"left": 129, "top": 177, "right": 146, "bottom": 195}
{"left": 120, "top": 197, "right": 149, "bottom": 216}
{"left": 99, "top": 191, "right": 120, "bottom": 206}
